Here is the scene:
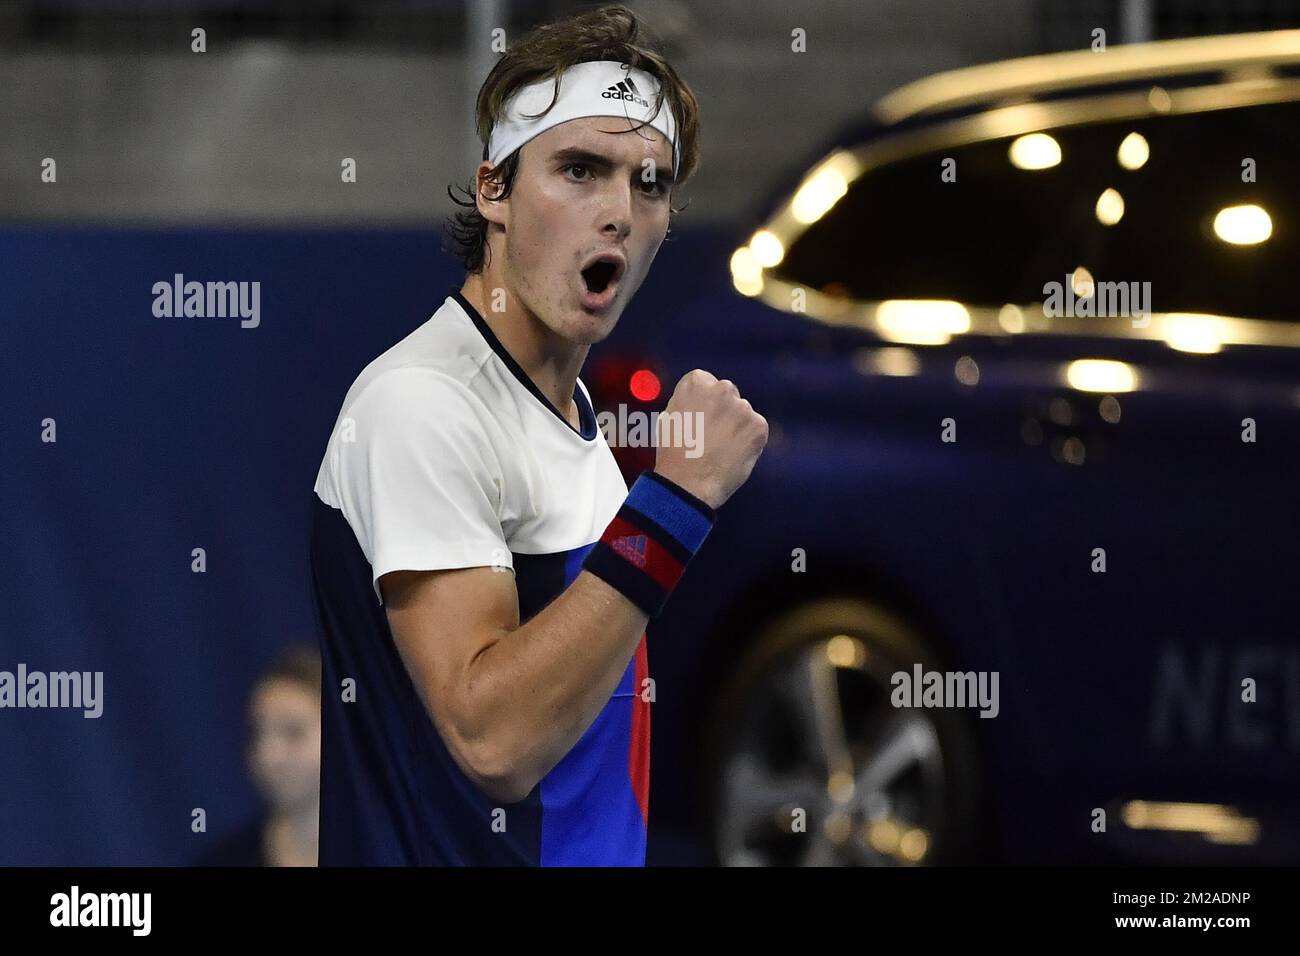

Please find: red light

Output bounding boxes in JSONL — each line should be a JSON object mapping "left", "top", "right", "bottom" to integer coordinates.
{"left": 629, "top": 369, "right": 661, "bottom": 402}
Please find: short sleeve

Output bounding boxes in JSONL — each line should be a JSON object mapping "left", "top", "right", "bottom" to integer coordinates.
{"left": 324, "top": 368, "right": 512, "bottom": 604}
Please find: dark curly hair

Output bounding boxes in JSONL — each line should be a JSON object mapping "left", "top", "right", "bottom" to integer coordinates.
{"left": 444, "top": 4, "right": 701, "bottom": 274}
{"left": 257, "top": 644, "right": 322, "bottom": 696}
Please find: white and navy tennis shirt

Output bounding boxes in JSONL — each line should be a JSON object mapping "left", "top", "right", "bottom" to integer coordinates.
{"left": 309, "top": 290, "right": 651, "bottom": 866}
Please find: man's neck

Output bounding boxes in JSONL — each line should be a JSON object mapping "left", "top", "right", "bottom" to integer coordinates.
{"left": 459, "top": 272, "right": 589, "bottom": 429}
{"left": 265, "top": 802, "right": 319, "bottom": 868}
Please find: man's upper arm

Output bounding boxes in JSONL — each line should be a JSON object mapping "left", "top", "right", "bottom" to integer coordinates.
{"left": 381, "top": 565, "right": 521, "bottom": 792}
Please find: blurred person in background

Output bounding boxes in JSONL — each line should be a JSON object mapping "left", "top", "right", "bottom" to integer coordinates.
{"left": 198, "top": 644, "right": 321, "bottom": 866}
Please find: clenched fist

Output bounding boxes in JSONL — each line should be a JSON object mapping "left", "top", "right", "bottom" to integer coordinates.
{"left": 653, "top": 369, "right": 768, "bottom": 509}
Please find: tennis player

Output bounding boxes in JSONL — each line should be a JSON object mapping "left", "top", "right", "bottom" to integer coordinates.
{"left": 310, "top": 4, "right": 767, "bottom": 866}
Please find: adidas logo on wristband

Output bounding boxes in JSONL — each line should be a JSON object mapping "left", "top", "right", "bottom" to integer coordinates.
{"left": 611, "top": 533, "right": 649, "bottom": 568}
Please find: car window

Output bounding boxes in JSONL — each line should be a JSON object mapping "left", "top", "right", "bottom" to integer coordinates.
{"left": 774, "top": 97, "right": 1300, "bottom": 322}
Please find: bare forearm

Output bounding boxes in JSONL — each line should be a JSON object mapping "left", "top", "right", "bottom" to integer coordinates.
{"left": 463, "top": 570, "right": 648, "bottom": 795}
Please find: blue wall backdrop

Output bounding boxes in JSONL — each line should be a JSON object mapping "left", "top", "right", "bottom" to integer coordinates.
{"left": 0, "top": 225, "right": 736, "bottom": 865}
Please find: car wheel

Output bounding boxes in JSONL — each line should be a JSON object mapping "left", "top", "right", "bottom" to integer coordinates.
{"left": 703, "top": 597, "right": 983, "bottom": 866}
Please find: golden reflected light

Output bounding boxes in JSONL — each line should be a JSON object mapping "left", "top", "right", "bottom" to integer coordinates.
{"left": 867, "top": 819, "right": 901, "bottom": 854}
{"left": 997, "top": 304, "right": 1026, "bottom": 333}
{"left": 899, "top": 828, "right": 929, "bottom": 863}
{"left": 826, "top": 773, "right": 855, "bottom": 806}
{"left": 854, "top": 346, "right": 922, "bottom": 377}
{"left": 875, "top": 300, "right": 970, "bottom": 345}
{"left": 1066, "top": 359, "right": 1137, "bottom": 393}
{"left": 1213, "top": 204, "right": 1272, "bottom": 245}
{"left": 825, "top": 635, "right": 861, "bottom": 668}
{"left": 1122, "top": 800, "right": 1259, "bottom": 846}
{"left": 730, "top": 246, "right": 763, "bottom": 297}
{"left": 749, "top": 230, "right": 785, "bottom": 268}
{"left": 1165, "top": 313, "right": 1225, "bottom": 354}
{"left": 791, "top": 161, "right": 851, "bottom": 224}
{"left": 1117, "top": 132, "right": 1150, "bottom": 170}
{"left": 1008, "top": 132, "right": 1062, "bottom": 170}
{"left": 1095, "top": 188, "right": 1125, "bottom": 225}
{"left": 1071, "top": 266, "right": 1095, "bottom": 298}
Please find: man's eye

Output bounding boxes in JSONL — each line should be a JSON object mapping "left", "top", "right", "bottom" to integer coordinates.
{"left": 564, "top": 163, "right": 591, "bottom": 181}
{"left": 639, "top": 178, "right": 667, "bottom": 196}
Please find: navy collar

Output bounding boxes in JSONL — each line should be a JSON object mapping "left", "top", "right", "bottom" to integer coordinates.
{"left": 450, "top": 290, "right": 598, "bottom": 442}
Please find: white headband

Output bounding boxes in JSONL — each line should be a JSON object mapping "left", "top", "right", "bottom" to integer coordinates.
{"left": 486, "top": 60, "right": 679, "bottom": 172}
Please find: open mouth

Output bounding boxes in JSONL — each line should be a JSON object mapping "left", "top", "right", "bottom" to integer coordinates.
{"left": 582, "top": 260, "right": 619, "bottom": 294}
{"left": 579, "top": 253, "right": 626, "bottom": 304}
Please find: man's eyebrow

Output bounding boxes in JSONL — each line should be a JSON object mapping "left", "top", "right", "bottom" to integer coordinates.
{"left": 549, "top": 146, "right": 676, "bottom": 186}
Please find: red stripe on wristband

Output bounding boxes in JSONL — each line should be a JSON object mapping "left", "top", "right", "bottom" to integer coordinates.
{"left": 600, "top": 515, "right": 685, "bottom": 592}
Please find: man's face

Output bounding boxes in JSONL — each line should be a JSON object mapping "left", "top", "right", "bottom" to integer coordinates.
{"left": 479, "top": 115, "right": 675, "bottom": 345}
{"left": 247, "top": 678, "right": 321, "bottom": 814}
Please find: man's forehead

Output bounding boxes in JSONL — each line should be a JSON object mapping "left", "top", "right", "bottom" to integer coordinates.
{"left": 533, "top": 116, "right": 673, "bottom": 165}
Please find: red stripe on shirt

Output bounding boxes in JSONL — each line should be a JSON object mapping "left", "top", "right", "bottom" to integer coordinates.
{"left": 628, "top": 633, "right": 651, "bottom": 826}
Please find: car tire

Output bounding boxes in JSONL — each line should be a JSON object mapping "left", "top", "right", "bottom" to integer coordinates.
{"left": 702, "top": 597, "right": 985, "bottom": 866}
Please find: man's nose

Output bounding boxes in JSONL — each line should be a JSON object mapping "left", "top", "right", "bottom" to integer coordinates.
{"left": 599, "top": 180, "right": 633, "bottom": 238}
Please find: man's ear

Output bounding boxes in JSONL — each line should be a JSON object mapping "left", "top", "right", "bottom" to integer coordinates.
{"left": 475, "top": 161, "right": 508, "bottom": 227}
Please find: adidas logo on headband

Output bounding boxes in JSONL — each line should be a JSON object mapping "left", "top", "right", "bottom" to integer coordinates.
{"left": 602, "top": 77, "right": 649, "bottom": 109}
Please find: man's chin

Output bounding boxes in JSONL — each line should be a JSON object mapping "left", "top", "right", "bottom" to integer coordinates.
{"left": 567, "top": 304, "right": 622, "bottom": 344}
